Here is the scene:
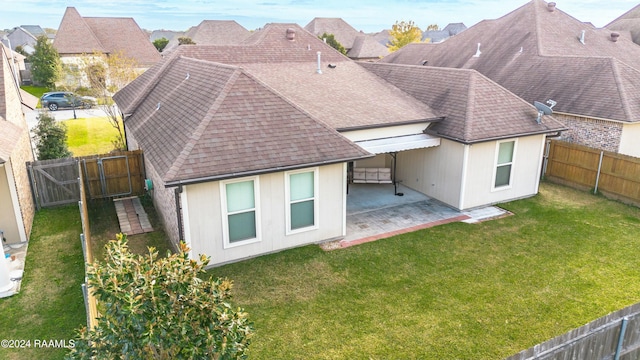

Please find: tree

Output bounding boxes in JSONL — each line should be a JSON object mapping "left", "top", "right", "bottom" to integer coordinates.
{"left": 67, "top": 234, "right": 253, "bottom": 359}
{"left": 387, "top": 20, "right": 423, "bottom": 52}
{"left": 153, "top": 37, "right": 169, "bottom": 52}
{"left": 69, "top": 51, "right": 140, "bottom": 150}
{"left": 319, "top": 33, "right": 346, "bottom": 55}
{"left": 178, "top": 37, "right": 195, "bottom": 45}
{"left": 29, "top": 35, "right": 61, "bottom": 88}
{"left": 426, "top": 24, "right": 440, "bottom": 31}
{"left": 31, "top": 112, "right": 72, "bottom": 159}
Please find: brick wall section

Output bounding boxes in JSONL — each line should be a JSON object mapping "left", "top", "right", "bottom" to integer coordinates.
{"left": 11, "top": 130, "right": 35, "bottom": 238}
{"left": 127, "top": 129, "right": 180, "bottom": 250}
{"left": 2, "top": 48, "right": 35, "bottom": 239}
{"left": 556, "top": 113, "right": 622, "bottom": 153}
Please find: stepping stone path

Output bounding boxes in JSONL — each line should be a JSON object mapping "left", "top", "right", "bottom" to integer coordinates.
{"left": 114, "top": 197, "right": 153, "bottom": 235}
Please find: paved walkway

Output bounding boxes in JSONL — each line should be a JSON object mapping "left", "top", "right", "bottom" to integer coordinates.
{"left": 334, "top": 184, "right": 509, "bottom": 249}
{"left": 114, "top": 197, "right": 153, "bottom": 235}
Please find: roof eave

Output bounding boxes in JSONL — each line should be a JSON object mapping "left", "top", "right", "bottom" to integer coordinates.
{"left": 336, "top": 117, "right": 444, "bottom": 132}
{"left": 163, "top": 154, "right": 374, "bottom": 188}
{"left": 426, "top": 127, "right": 568, "bottom": 145}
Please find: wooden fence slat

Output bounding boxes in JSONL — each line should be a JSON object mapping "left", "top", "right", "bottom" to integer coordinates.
{"left": 545, "top": 140, "right": 640, "bottom": 207}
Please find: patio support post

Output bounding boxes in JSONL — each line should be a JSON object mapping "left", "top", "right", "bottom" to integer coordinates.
{"left": 390, "top": 152, "right": 403, "bottom": 196}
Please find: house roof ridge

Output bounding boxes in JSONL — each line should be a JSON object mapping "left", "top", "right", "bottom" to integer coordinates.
{"left": 609, "top": 59, "right": 633, "bottom": 122}
{"left": 463, "top": 71, "right": 477, "bottom": 141}
{"left": 66, "top": 7, "right": 108, "bottom": 54}
{"left": 165, "top": 68, "right": 243, "bottom": 181}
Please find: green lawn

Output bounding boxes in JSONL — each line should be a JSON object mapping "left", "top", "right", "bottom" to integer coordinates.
{"left": 212, "top": 182, "right": 640, "bottom": 359}
{"left": 65, "top": 117, "right": 122, "bottom": 157}
{"left": 0, "top": 198, "right": 172, "bottom": 360}
{"left": 0, "top": 206, "right": 85, "bottom": 360}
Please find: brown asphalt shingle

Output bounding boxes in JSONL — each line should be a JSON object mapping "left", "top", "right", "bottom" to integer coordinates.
{"left": 54, "top": 7, "right": 160, "bottom": 67}
{"left": 163, "top": 20, "right": 252, "bottom": 52}
{"left": 361, "top": 62, "right": 566, "bottom": 143}
{"left": 380, "top": 0, "right": 640, "bottom": 123}
{"left": 304, "top": 18, "right": 362, "bottom": 49}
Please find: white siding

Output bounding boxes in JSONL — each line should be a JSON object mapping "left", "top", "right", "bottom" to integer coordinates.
{"left": 184, "top": 163, "right": 346, "bottom": 266}
{"left": 462, "top": 135, "right": 545, "bottom": 209}
{"left": 0, "top": 164, "right": 25, "bottom": 244}
{"left": 355, "top": 154, "right": 391, "bottom": 168}
{"left": 395, "top": 139, "right": 464, "bottom": 208}
{"left": 619, "top": 123, "right": 640, "bottom": 158}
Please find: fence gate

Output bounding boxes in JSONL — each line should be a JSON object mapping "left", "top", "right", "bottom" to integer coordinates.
{"left": 27, "top": 158, "right": 80, "bottom": 209}
{"left": 27, "top": 151, "right": 145, "bottom": 208}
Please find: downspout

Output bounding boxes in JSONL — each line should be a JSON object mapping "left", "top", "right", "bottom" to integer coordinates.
{"left": 174, "top": 185, "right": 184, "bottom": 249}
{"left": 458, "top": 144, "right": 470, "bottom": 210}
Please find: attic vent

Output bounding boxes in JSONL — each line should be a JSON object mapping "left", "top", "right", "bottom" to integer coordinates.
{"left": 579, "top": 30, "right": 585, "bottom": 44}
{"left": 611, "top": 32, "right": 620, "bottom": 42}
{"left": 473, "top": 43, "right": 481, "bottom": 57}
{"left": 316, "top": 51, "right": 322, "bottom": 74}
{"left": 307, "top": 44, "right": 311, "bottom": 50}
{"left": 422, "top": 60, "right": 429, "bottom": 66}
{"left": 547, "top": 2, "right": 556, "bottom": 12}
{"left": 286, "top": 28, "right": 296, "bottom": 41}
{"left": 185, "top": 72, "right": 190, "bottom": 80}
{"left": 156, "top": 102, "right": 161, "bottom": 111}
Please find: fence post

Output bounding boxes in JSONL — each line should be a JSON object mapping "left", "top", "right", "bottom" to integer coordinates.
{"left": 614, "top": 317, "right": 629, "bottom": 360}
{"left": 542, "top": 140, "right": 551, "bottom": 180}
{"left": 594, "top": 150, "right": 604, "bottom": 194}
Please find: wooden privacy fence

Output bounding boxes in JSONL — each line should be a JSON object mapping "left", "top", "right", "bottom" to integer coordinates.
{"left": 544, "top": 141, "right": 640, "bottom": 206}
{"left": 506, "top": 302, "right": 640, "bottom": 360}
{"left": 27, "top": 150, "right": 145, "bottom": 209}
{"left": 77, "top": 161, "right": 98, "bottom": 331}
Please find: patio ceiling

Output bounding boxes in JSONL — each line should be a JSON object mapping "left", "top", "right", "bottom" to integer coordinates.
{"left": 354, "top": 133, "right": 440, "bottom": 154}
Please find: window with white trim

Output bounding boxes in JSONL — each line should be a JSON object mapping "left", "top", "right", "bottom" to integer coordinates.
{"left": 221, "top": 177, "right": 260, "bottom": 247}
{"left": 285, "top": 168, "right": 318, "bottom": 234}
{"left": 494, "top": 140, "right": 515, "bottom": 188}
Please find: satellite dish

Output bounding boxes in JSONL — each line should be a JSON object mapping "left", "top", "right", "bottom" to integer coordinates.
{"left": 534, "top": 100, "right": 555, "bottom": 124}
{"left": 534, "top": 101, "right": 553, "bottom": 115}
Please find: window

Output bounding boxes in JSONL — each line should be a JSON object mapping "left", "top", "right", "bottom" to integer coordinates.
{"left": 221, "top": 177, "right": 260, "bottom": 248}
{"left": 286, "top": 169, "right": 318, "bottom": 234}
{"left": 494, "top": 140, "right": 515, "bottom": 188}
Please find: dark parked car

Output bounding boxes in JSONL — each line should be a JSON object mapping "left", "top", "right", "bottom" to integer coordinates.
{"left": 40, "top": 91, "right": 97, "bottom": 111}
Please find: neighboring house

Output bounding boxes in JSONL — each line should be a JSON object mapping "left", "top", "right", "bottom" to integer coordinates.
{"left": 380, "top": 0, "right": 640, "bottom": 158}
{"left": 162, "top": 20, "right": 252, "bottom": 53}
{"left": 149, "top": 29, "right": 179, "bottom": 43}
{"left": 305, "top": 18, "right": 388, "bottom": 60}
{"left": 54, "top": 7, "right": 161, "bottom": 69}
{"left": 422, "top": 23, "right": 467, "bottom": 43}
{"left": 0, "top": 44, "right": 35, "bottom": 245}
{"left": 114, "top": 23, "right": 564, "bottom": 266}
{"left": 606, "top": 4, "right": 640, "bottom": 46}
{"left": 4, "top": 26, "right": 44, "bottom": 54}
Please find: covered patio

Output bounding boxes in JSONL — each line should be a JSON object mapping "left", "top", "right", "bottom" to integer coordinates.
{"left": 341, "top": 183, "right": 507, "bottom": 248}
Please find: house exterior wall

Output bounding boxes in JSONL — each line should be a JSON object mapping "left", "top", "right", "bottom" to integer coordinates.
{"left": 555, "top": 113, "right": 623, "bottom": 154}
{"left": 461, "top": 134, "right": 545, "bottom": 210}
{"left": 0, "top": 165, "right": 23, "bottom": 244}
{"left": 182, "top": 163, "right": 346, "bottom": 266}
{"left": 355, "top": 154, "right": 389, "bottom": 168}
{"left": 395, "top": 139, "right": 465, "bottom": 208}
{"left": 126, "top": 129, "right": 181, "bottom": 250}
{"left": 619, "top": 122, "right": 640, "bottom": 158}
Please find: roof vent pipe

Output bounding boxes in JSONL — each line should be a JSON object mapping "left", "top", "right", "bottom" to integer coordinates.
{"left": 579, "top": 30, "right": 585, "bottom": 44}
{"left": 316, "top": 51, "right": 323, "bottom": 74}
{"left": 611, "top": 32, "right": 620, "bottom": 42}
{"left": 547, "top": 2, "right": 556, "bottom": 12}
{"left": 473, "top": 43, "right": 481, "bottom": 57}
{"left": 286, "top": 28, "right": 296, "bottom": 41}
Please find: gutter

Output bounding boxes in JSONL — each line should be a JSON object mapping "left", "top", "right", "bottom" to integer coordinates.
{"left": 164, "top": 155, "right": 373, "bottom": 188}
{"left": 426, "top": 126, "right": 568, "bottom": 145}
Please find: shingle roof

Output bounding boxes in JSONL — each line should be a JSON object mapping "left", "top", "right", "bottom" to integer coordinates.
{"left": 54, "top": 7, "right": 160, "bottom": 67}
{"left": 116, "top": 56, "right": 370, "bottom": 185}
{"left": 361, "top": 62, "right": 566, "bottom": 143}
{"left": 19, "top": 25, "right": 45, "bottom": 38}
{"left": 347, "top": 35, "right": 389, "bottom": 59}
{"left": 163, "top": 20, "right": 251, "bottom": 52}
{"left": 606, "top": 4, "right": 640, "bottom": 45}
{"left": 304, "top": 18, "right": 362, "bottom": 49}
{"left": 380, "top": 0, "right": 640, "bottom": 123}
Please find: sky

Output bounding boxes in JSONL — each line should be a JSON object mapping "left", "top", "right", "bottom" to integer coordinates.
{"left": 1, "top": 0, "right": 638, "bottom": 33}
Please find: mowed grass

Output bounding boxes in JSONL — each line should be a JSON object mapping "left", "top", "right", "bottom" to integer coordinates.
{"left": 0, "top": 206, "right": 85, "bottom": 360}
{"left": 212, "top": 182, "right": 640, "bottom": 359}
{"left": 65, "top": 117, "right": 121, "bottom": 157}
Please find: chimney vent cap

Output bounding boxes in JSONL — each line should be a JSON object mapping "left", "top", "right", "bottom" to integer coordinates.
{"left": 547, "top": 2, "right": 556, "bottom": 12}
